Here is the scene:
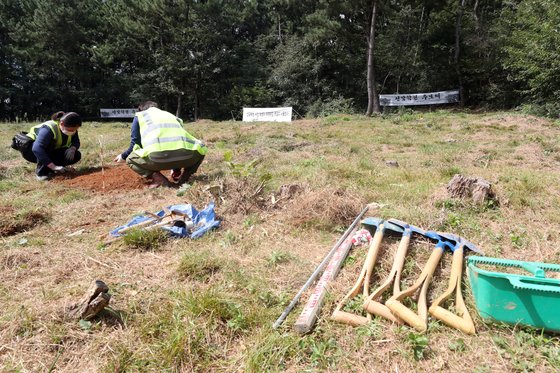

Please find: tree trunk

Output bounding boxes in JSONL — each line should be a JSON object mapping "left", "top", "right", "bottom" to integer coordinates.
{"left": 194, "top": 90, "right": 198, "bottom": 121}
{"left": 194, "top": 77, "right": 200, "bottom": 121}
{"left": 176, "top": 93, "right": 182, "bottom": 117}
{"left": 473, "top": 0, "right": 480, "bottom": 31}
{"left": 365, "top": 0, "right": 380, "bottom": 116}
{"left": 278, "top": 14, "right": 281, "bottom": 40}
{"left": 454, "top": 0, "right": 466, "bottom": 107}
{"left": 412, "top": 5, "right": 425, "bottom": 66}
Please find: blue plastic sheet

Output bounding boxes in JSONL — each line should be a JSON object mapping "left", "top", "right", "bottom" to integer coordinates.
{"left": 110, "top": 202, "right": 220, "bottom": 239}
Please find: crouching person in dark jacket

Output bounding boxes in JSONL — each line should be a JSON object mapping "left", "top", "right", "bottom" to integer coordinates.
{"left": 13, "top": 111, "right": 83, "bottom": 181}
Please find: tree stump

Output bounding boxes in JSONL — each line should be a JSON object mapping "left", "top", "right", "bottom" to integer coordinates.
{"left": 446, "top": 174, "right": 497, "bottom": 205}
{"left": 67, "top": 280, "right": 111, "bottom": 320}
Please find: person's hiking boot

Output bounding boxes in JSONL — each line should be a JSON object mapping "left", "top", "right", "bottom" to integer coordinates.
{"left": 170, "top": 169, "right": 182, "bottom": 182}
{"left": 177, "top": 171, "right": 193, "bottom": 185}
{"left": 148, "top": 171, "right": 171, "bottom": 189}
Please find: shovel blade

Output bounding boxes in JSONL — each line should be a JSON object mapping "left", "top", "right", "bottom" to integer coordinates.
{"left": 387, "top": 218, "right": 428, "bottom": 237}
{"left": 361, "top": 217, "right": 383, "bottom": 233}
{"left": 462, "top": 238, "right": 484, "bottom": 255}
{"left": 437, "top": 232, "right": 484, "bottom": 255}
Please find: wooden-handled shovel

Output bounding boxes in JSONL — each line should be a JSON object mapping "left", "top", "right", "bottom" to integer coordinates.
{"left": 331, "top": 218, "right": 402, "bottom": 326}
{"left": 428, "top": 235, "right": 483, "bottom": 334}
{"left": 385, "top": 231, "right": 457, "bottom": 332}
{"left": 331, "top": 218, "right": 386, "bottom": 326}
{"left": 362, "top": 219, "right": 427, "bottom": 323}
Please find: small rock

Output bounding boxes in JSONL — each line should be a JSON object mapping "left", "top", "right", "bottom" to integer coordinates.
{"left": 386, "top": 160, "right": 399, "bottom": 168}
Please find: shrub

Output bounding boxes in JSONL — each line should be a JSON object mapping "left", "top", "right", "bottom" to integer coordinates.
{"left": 307, "top": 97, "right": 355, "bottom": 118}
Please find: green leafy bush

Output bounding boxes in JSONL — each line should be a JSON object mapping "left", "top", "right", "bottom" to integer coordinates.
{"left": 307, "top": 97, "right": 355, "bottom": 118}
{"left": 519, "top": 103, "right": 560, "bottom": 119}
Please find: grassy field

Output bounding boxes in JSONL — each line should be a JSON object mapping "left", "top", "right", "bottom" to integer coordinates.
{"left": 1, "top": 111, "right": 560, "bottom": 372}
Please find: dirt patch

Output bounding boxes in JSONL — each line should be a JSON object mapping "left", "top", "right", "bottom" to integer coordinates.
{"left": 0, "top": 206, "right": 50, "bottom": 237}
{"left": 54, "top": 165, "right": 148, "bottom": 192}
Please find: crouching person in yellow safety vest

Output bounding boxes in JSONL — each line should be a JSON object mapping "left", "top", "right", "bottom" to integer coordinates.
{"left": 12, "top": 111, "right": 83, "bottom": 181}
{"left": 114, "top": 101, "right": 207, "bottom": 188}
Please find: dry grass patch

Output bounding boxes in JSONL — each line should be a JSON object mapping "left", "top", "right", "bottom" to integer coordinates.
{"left": 285, "top": 186, "right": 365, "bottom": 230}
{"left": 1, "top": 250, "right": 40, "bottom": 271}
{"left": 219, "top": 176, "right": 268, "bottom": 214}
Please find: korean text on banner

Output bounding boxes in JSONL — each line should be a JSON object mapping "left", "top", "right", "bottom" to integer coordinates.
{"left": 100, "top": 108, "right": 137, "bottom": 118}
{"left": 242, "top": 107, "right": 292, "bottom": 122}
{"left": 379, "top": 90, "right": 460, "bottom": 106}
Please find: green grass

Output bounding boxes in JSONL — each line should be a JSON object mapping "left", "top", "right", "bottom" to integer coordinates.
{"left": 266, "top": 250, "right": 294, "bottom": 267}
{"left": 122, "top": 228, "right": 169, "bottom": 251}
{"left": 177, "top": 249, "right": 225, "bottom": 281}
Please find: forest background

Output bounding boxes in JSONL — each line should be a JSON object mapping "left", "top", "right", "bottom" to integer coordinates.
{"left": 0, "top": 0, "right": 558, "bottom": 121}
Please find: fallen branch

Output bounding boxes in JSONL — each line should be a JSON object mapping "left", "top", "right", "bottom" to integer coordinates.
{"left": 86, "top": 256, "right": 118, "bottom": 270}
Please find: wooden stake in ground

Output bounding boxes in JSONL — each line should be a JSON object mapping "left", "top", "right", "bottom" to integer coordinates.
{"left": 98, "top": 136, "right": 106, "bottom": 190}
{"left": 67, "top": 280, "right": 111, "bottom": 320}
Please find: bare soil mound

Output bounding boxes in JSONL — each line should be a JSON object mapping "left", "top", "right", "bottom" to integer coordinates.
{"left": 0, "top": 206, "right": 50, "bottom": 237}
{"left": 54, "top": 165, "right": 147, "bottom": 192}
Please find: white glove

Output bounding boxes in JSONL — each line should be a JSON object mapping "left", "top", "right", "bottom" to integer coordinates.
{"left": 114, "top": 154, "right": 125, "bottom": 163}
{"left": 52, "top": 165, "right": 66, "bottom": 174}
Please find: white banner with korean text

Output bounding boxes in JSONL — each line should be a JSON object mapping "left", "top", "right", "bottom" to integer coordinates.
{"left": 242, "top": 107, "right": 292, "bottom": 122}
{"left": 379, "top": 90, "right": 460, "bottom": 106}
{"left": 100, "top": 108, "right": 137, "bottom": 118}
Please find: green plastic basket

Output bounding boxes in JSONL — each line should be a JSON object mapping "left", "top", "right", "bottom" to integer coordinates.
{"left": 467, "top": 256, "right": 560, "bottom": 332}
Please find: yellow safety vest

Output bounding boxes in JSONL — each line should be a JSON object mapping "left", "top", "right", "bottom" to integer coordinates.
{"left": 27, "top": 120, "right": 72, "bottom": 149}
{"left": 133, "top": 107, "right": 207, "bottom": 158}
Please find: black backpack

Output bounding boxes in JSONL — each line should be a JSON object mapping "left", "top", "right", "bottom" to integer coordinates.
{"left": 11, "top": 131, "right": 33, "bottom": 152}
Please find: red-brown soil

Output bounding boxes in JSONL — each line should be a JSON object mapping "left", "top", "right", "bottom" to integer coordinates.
{"left": 54, "top": 165, "right": 148, "bottom": 192}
